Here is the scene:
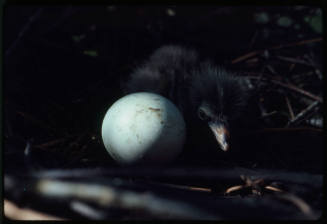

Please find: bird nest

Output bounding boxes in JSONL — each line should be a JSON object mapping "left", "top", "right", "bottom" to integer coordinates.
{"left": 3, "top": 5, "right": 323, "bottom": 220}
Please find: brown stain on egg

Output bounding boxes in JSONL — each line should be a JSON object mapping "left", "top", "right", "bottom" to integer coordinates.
{"left": 148, "top": 107, "right": 161, "bottom": 112}
{"left": 148, "top": 107, "right": 162, "bottom": 119}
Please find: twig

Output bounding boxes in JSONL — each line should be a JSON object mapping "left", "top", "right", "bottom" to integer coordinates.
{"left": 257, "top": 97, "right": 266, "bottom": 118}
{"left": 33, "top": 138, "right": 68, "bottom": 149}
{"left": 32, "top": 167, "right": 323, "bottom": 189}
{"left": 261, "top": 111, "right": 277, "bottom": 118}
{"left": 24, "top": 140, "right": 32, "bottom": 156}
{"left": 274, "top": 193, "right": 316, "bottom": 218}
{"left": 313, "top": 68, "right": 323, "bottom": 80}
{"left": 269, "top": 38, "right": 322, "bottom": 50}
{"left": 5, "top": 8, "right": 44, "bottom": 57}
{"left": 137, "top": 181, "right": 212, "bottom": 193}
{"left": 231, "top": 37, "right": 322, "bottom": 64}
{"left": 247, "top": 127, "right": 322, "bottom": 135}
{"left": 5, "top": 171, "right": 322, "bottom": 220}
{"left": 276, "top": 56, "right": 312, "bottom": 66}
{"left": 264, "top": 186, "right": 283, "bottom": 193}
{"left": 4, "top": 199, "right": 66, "bottom": 220}
{"left": 70, "top": 200, "right": 107, "bottom": 220}
{"left": 69, "top": 133, "right": 87, "bottom": 148}
{"left": 232, "top": 51, "right": 259, "bottom": 64}
{"left": 224, "top": 175, "right": 283, "bottom": 196}
{"left": 267, "top": 65, "right": 278, "bottom": 75}
{"left": 285, "top": 96, "right": 295, "bottom": 120}
{"left": 304, "top": 54, "right": 322, "bottom": 80}
{"left": 246, "top": 76, "right": 323, "bottom": 103}
{"left": 287, "top": 101, "right": 320, "bottom": 127}
{"left": 36, "top": 179, "right": 218, "bottom": 220}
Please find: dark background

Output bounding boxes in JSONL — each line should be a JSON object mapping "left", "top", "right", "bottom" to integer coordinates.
{"left": 3, "top": 5, "right": 324, "bottom": 220}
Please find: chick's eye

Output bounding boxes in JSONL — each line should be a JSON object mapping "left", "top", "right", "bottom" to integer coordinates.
{"left": 198, "top": 108, "right": 210, "bottom": 121}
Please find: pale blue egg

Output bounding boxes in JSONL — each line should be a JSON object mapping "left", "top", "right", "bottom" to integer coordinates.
{"left": 101, "top": 92, "right": 186, "bottom": 165}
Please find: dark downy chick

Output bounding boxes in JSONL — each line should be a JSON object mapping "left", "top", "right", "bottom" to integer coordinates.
{"left": 124, "top": 45, "right": 249, "bottom": 152}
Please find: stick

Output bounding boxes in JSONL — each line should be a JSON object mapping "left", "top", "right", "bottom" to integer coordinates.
{"left": 36, "top": 179, "right": 218, "bottom": 220}
{"left": 287, "top": 101, "right": 320, "bottom": 127}
{"left": 285, "top": 96, "right": 295, "bottom": 120}
{"left": 246, "top": 76, "right": 323, "bottom": 103}
{"left": 4, "top": 199, "right": 66, "bottom": 220}
{"left": 5, "top": 8, "right": 44, "bottom": 57}
{"left": 232, "top": 37, "right": 322, "bottom": 64}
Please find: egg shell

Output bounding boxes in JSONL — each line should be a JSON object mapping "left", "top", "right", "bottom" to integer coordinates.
{"left": 101, "top": 92, "right": 186, "bottom": 165}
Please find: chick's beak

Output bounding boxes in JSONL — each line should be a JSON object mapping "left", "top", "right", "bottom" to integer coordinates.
{"left": 208, "top": 121, "right": 230, "bottom": 151}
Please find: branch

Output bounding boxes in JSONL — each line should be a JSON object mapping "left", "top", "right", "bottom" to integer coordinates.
{"left": 31, "top": 167, "right": 323, "bottom": 189}
{"left": 35, "top": 179, "right": 219, "bottom": 220}
{"left": 231, "top": 37, "right": 322, "bottom": 64}
{"left": 285, "top": 96, "right": 295, "bottom": 120}
{"left": 246, "top": 76, "right": 323, "bottom": 103}
{"left": 4, "top": 199, "right": 66, "bottom": 220}
{"left": 5, "top": 8, "right": 44, "bottom": 57}
{"left": 287, "top": 101, "right": 320, "bottom": 127}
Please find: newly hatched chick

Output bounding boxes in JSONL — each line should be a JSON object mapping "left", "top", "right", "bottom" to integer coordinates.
{"left": 124, "top": 45, "right": 249, "bottom": 152}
